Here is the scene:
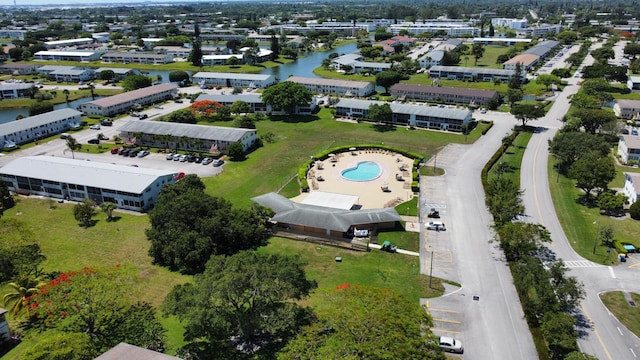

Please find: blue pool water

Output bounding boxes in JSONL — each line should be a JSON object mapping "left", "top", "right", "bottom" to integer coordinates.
{"left": 341, "top": 161, "right": 382, "bottom": 181}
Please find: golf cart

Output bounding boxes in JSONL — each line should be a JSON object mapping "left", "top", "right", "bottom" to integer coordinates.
{"left": 381, "top": 241, "right": 397, "bottom": 253}
{"left": 427, "top": 208, "right": 440, "bottom": 218}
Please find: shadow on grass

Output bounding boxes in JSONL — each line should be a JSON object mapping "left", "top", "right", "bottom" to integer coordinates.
{"left": 371, "top": 124, "right": 397, "bottom": 132}
{"left": 269, "top": 115, "right": 319, "bottom": 123}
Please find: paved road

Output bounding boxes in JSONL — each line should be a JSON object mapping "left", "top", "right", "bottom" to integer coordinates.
{"left": 520, "top": 43, "right": 640, "bottom": 360}
{"left": 421, "top": 113, "right": 537, "bottom": 359}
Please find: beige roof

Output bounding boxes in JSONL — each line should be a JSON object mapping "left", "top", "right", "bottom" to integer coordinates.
{"left": 83, "top": 83, "right": 177, "bottom": 108}
{"left": 616, "top": 99, "right": 640, "bottom": 109}
{"left": 621, "top": 135, "right": 640, "bottom": 149}
{"left": 286, "top": 76, "right": 372, "bottom": 89}
{"left": 96, "top": 343, "right": 181, "bottom": 360}
{"left": 504, "top": 54, "right": 539, "bottom": 66}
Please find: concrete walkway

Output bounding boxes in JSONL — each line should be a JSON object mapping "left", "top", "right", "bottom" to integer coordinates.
{"left": 368, "top": 243, "right": 419, "bottom": 256}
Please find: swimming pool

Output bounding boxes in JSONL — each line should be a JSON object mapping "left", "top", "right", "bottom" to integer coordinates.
{"left": 341, "top": 161, "right": 382, "bottom": 181}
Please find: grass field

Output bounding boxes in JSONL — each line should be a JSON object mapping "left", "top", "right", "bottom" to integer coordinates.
{"left": 548, "top": 158, "right": 631, "bottom": 264}
{"left": 200, "top": 107, "right": 480, "bottom": 208}
{"left": 488, "top": 130, "right": 533, "bottom": 188}
{"left": 257, "top": 237, "right": 441, "bottom": 309}
{"left": 600, "top": 292, "right": 640, "bottom": 338}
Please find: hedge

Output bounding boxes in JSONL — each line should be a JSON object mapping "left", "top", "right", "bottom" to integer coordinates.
{"left": 297, "top": 144, "right": 425, "bottom": 193}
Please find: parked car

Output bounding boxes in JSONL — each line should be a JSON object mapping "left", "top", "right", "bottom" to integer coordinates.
{"left": 179, "top": 154, "right": 188, "bottom": 162}
{"left": 425, "top": 221, "right": 446, "bottom": 231}
{"left": 60, "top": 133, "right": 71, "bottom": 139}
{"left": 187, "top": 155, "right": 196, "bottom": 163}
{"left": 194, "top": 156, "right": 202, "bottom": 164}
{"left": 88, "top": 138, "right": 100, "bottom": 144}
{"left": 119, "top": 148, "right": 130, "bottom": 156}
{"left": 111, "top": 147, "right": 122, "bottom": 154}
{"left": 166, "top": 153, "right": 175, "bottom": 160}
{"left": 137, "top": 150, "right": 150, "bottom": 158}
{"left": 439, "top": 337, "right": 463, "bottom": 354}
{"left": 174, "top": 99, "right": 183, "bottom": 103}
{"left": 173, "top": 154, "right": 182, "bottom": 161}
{"left": 202, "top": 157, "right": 213, "bottom": 165}
{"left": 100, "top": 119, "right": 113, "bottom": 126}
{"left": 213, "top": 159, "right": 224, "bottom": 167}
{"left": 89, "top": 124, "right": 101, "bottom": 130}
{"left": 128, "top": 150, "right": 138, "bottom": 157}
{"left": 139, "top": 114, "right": 148, "bottom": 119}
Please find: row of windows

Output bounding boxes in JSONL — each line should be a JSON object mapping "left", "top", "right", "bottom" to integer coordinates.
{"left": 122, "top": 199, "right": 144, "bottom": 208}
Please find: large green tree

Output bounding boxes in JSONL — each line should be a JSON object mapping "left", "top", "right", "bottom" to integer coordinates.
{"left": 368, "top": 103, "right": 393, "bottom": 124}
{"left": 0, "top": 218, "right": 45, "bottom": 282}
{"left": 495, "top": 223, "right": 552, "bottom": 262}
{"left": 574, "top": 108, "right": 617, "bottom": 134}
{"left": 510, "top": 103, "right": 545, "bottom": 127}
{"left": 28, "top": 101, "right": 53, "bottom": 116}
{"left": 485, "top": 175, "right": 524, "bottom": 226}
{"left": 22, "top": 331, "right": 94, "bottom": 360}
{"left": 0, "top": 180, "right": 15, "bottom": 217}
{"left": 375, "top": 71, "right": 402, "bottom": 93}
{"left": 168, "top": 71, "right": 189, "bottom": 83}
{"left": 163, "top": 251, "right": 316, "bottom": 357}
{"left": 568, "top": 152, "right": 616, "bottom": 200}
{"left": 549, "top": 132, "right": 610, "bottom": 174}
{"left": 26, "top": 266, "right": 167, "bottom": 354}
{"left": 261, "top": 82, "right": 312, "bottom": 114}
{"left": 146, "top": 175, "right": 270, "bottom": 274}
{"left": 536, "top": 74, "right": 561, "bottom": 91}
{"left": 122, "top": 74, "right": 153, "bottom": 91}
{"left": 471, "top": 42, "right": 485, "bottom": 65}
{"left": 279, "top": 284, "right": 444, "bottom": 360}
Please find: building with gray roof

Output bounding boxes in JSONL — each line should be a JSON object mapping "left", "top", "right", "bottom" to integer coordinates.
{"left": 78, "top": 83, "right": 178, "bottom": 116}
{"left": 34, "top": 50, "right": 101, "bottom": 62}
{"left": 118, "top": 121, "right": 257, "bottom": 153}
{"left": 101, "top": 52, "right": 173, "bottom": 65}
{"left": 286, "top": 76, "right": 375, "bottom": 97}
{"left": 522, "top": 40, "right": 560, "bottom": 59}
{"left": 0, "top": 108, "right": 82, "bottom": 149}
{"left": 390, "top": 83, "right": 498, "bottom": 106}
{"left": 0, "top": 156, "right": 177, "bottom": 211}
{"left": 618, "top": 135, "right": 640, "bottom": 165}
{"left": 0, "top": 82, "right": 33, "bottom": 99}
{"left": 335, "top": 98, "right": 472, "bottom": 132}
{"left": 197, "top": 93, "right": 267, "bottom": 112}
{"left": 429, "top": 65, "right": 521, "bottom": 82}
{"left": 252, "top": 192, "right": 401, "bottom": 237}
{"left": 192, "top": 72, "right": 276, "bottom": 89}
{"left": 0, "top": 63, "right": 40, "bottom": 75}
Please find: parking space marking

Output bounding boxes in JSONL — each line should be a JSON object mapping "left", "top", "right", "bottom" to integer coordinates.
{"left": 432, "top": 329, "right": 461, "bottom": 335}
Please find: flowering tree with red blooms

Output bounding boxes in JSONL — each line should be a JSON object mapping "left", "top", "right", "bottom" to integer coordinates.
{"left": 24, "top": 265, "right": 166, "bottom": 355}
{"left": 190, "top": 100, "right": 224, "bottom": 118}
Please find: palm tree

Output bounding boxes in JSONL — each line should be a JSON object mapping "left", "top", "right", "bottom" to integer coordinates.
{"left": 3, "top": 275, "right": 45, "bottom": 317}
{"left": 64, "top": 136, "right": 81, "bottom": 159}
{"left": 63, "top": 89, "right": 70, "bottom": 103}
{"left": 100, "top": 202, "right": 117, "bottom": 221}
{"left": 88, "top": 83, "right": 95, "bottom": 100}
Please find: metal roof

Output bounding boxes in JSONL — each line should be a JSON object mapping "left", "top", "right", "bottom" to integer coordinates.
{"left": 196, "top": 93, "right": 263, "bottom": 103}
{"left": 0, "top": 108, "right": 82, "bottom": 136}
{"left": 83, "top": 83, "right": 177, "bottom": 108}
{"left": 119, "top": 121, "right": 255, "bottom": 142}
{"left": 286, "top": 76, "right": 373, "bottom": 89}
{"left": 0, "top": 156, "right": 175, "bottom": 194}
{"left": 44, "top": 38, "right": 93, "bottom": 46}
{"left": 419, "top": 50, "right": 444, "bottom": 62}
{"left": 621, "top": 135, "right": 640, "bottom": 150}
{"left": 252, "top": 192, "right": 401, "bottom": 232}
{"left": 37, "top": 65, "right": 78, "bottom": 72}
{"left": 0, "top": 82, "right": 32, "bottom": 90}
{"left": 504, "top": 54, "right": 539, "bottom": 66}
{"left": 35, "top": 51, "right": 98, "bottom": 57}
{"left": 336, "top": 98, "right": 472, "bottom": 120}
{"left": 616, "top": 99, "right": 640, "bottom": 108}
{"left": 192, "top": 72, "right": 274, "bottom": 81}
{"left": 429, "top": 66, "right": 515, "bottom": 76}
{"left": 390, "top": 83, "right": 497, "bottom": 98}
{"left": 300, "top": 191, "right": 359, "bottom": 210}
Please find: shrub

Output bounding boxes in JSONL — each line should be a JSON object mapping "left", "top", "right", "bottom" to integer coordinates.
{"left": 630, "top": 201, "right": 640, "bottom": 220}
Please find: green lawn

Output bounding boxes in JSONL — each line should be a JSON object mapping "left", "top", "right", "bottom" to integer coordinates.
{"left": 600, "top": 292, "right": 640, "bottom": 338}
{"left": 200, "top": 107, "right": 478, "bottom": 207}
{"left": 467, "top": 45, "right": 512, "bottom": 69}
{"left": 488, "top": 130, "right": 533, "bottom": 188}
{"left": 257, "top": 237, "right": 442, "bottom": 310}
{"left": 548, "top": 158, "right": 629, "bottom": 264}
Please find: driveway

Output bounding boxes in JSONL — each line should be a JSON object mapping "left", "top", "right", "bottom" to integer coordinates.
{"left": 421, "top": 113, "right": 537, "bottom": 359}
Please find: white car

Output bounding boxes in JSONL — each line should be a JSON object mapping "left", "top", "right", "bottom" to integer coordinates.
{"left": 425, "top": 221, "right": 446, "bottom": 231}
{"left": 439, "top": 336, "right": 463, "bottom": 354}
{"left": 89, "top": 124, "right": 101, "bottom": 130}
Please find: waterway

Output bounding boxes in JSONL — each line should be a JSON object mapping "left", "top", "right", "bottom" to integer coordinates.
{"left": 0, "top": 42, "right": 360, "bottom": 123}
{"left": 0, "top": 96, "right": 105, "bottom": 125}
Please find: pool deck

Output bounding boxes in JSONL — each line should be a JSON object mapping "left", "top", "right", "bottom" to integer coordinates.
{"left": 291, "top": 150, "right": 415, "bottom": 209}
